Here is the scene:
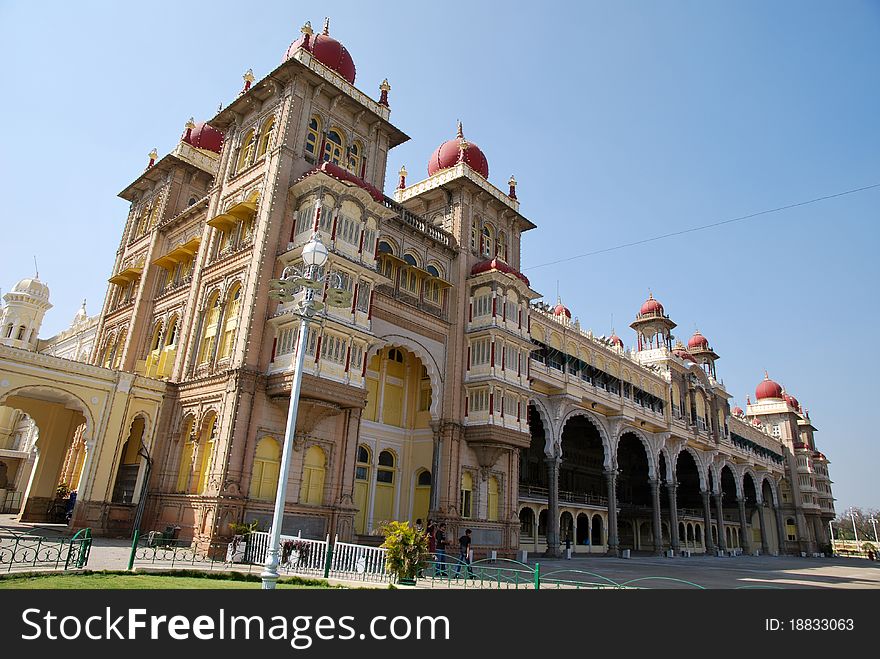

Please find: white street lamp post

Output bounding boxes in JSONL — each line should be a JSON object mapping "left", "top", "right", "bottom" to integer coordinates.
{"left": 850, "top": 508, "right": 859, "bottom": 543}
{"left": 870, "top": 516, "right": 878, "bottom": 544}
{"left": 260, "top": 233, "right": 348, "bottom": 590}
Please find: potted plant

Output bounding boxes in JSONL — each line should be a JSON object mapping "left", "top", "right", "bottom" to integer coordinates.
{"left": 380, "top": 520, "right": 428, "bottom": 585}
{"left": 227, "top": 520, "right": 260, "bottom": 563}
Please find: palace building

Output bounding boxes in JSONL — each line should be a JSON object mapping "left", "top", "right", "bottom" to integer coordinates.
{"left": 0, "top": 18, "right": 835, "bottom": 556}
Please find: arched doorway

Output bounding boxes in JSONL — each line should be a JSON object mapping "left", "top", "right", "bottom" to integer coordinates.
{"left": 720, "top": 465, "right": 738, "bottom": 550}
{"left": 111, "top": 416, "right": 146, "bottom": 504}
{"left": 616, "top": 433, "right": 651, "bottom": 551}
{"left": 761, "top": 478, "right": 780, "bottom": 553}
{"left": 358, "top": 346, "right": 434, "bottom": 533}
{"left": 676, "top": 450, "right": 704, "bottom": 551}
{"left": 0, "top": 387, "right": 91, "bottom": 522}
{"left": 742, "top": 472, "right": 760, "bottom": 552}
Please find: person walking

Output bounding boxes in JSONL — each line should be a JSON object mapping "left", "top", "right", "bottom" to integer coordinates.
{"left": 435, "top": 523, "right": 448, "bottom": 576}
{"left": 454, "top": 528, "right": 473, "bottom": 578}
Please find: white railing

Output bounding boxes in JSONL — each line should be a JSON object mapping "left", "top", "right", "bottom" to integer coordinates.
{"left": 245, "top": 532, "right": 391, "bottom": 582}
{"left": 247, "top": 531, "right": 329, "bottom": 576}
{"left": 329, "top": 535, "right": 392, "bottom": 583}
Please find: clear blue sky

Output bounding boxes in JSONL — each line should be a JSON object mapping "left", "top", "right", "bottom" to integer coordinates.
{"left": 1, "top": 1, "right": 877, "bottom": 513}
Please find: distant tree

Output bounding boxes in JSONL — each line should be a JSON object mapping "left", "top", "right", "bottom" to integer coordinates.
{"left": 832, "top": 507, "right": 880, "bottom": 541}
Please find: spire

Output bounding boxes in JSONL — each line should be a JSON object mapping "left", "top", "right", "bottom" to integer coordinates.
{"left": 456, "top": 119, "right": 464, "bottom": 139}
{"left": 379, "top": 78, "right": 391, "bottom": 107}
{"left": 184, "top": 117, "right": 195, "bottom": 142}
{"left": 148, "top": 148, "right": 158, "bottom": 168}
{"left": 300, "top": 21, "right": 314, "bottom": 51}
{"left": 397, "top": 165, "right": 407, "bottom": 190}
{"left": 242, "top": 68, "right": 255, "bottom": 94}
{"left": 33, "top": 255, "right": 39, "bottom": 279}
{"left": 323, "top": 17, "right": 330, "bottom": 35}
{"left": 508, "top": 175, "right": 517, "bottom": 199}
{"left": 764, "top": 369, "right": 769, "bottom": 380}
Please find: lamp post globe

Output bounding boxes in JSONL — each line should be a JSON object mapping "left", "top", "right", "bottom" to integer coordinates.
{"left": 301, "top": 233, "right": 329, "bottom": 268}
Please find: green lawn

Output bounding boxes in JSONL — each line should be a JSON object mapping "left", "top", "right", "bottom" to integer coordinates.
{"left": 0, "top": 571, "right": 336, "bottom": 589}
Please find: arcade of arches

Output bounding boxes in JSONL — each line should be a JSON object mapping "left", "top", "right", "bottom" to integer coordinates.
{"left": 518, "top": 403, "right": 789, "bottom": 556}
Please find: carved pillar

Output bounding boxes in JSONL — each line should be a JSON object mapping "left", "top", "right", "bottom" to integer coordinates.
{"left": 701, "top": 490, "right": 715, "bottom": 552}
{"left": 605, "top": 469, "right": 619, "bottom": 556}
{"left": 737, "top": 498, "right": 751, "bottom": 553}
{"left": 429, "top": 422, "right": 442, "bottom": 512}
{"left": 545, "top": 456, "right": 561, "bottom": 557}
{"left": 715, "top": 492, "right": 727, "bottom": 552}
{"left": 774, "top": 504, "right": 786, "bottom": 555}
{"left": 668, "top": 482, "right": 680, "bottom": 552}
{"left": 758, "top": 501, "right": 769, "bottom": 554}
{"left": 650, "top": 479, "right": 663, "bottom": 555}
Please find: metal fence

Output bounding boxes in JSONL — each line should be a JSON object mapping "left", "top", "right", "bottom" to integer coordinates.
{"left": 0, "top": 528, "right": 92, "bottom": 572}
{"left": 329, "top": 537, "right": 391, "bottom": 583}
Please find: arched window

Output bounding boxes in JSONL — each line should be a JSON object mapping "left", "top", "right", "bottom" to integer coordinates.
{"left": 323, "top": 129, "right": 345, "bottom": 165}
{"left": 236, "top": 129, "right": 256, "bottom": 173}
{"left": 165, "top": 316, "right": 178, "bottom": 347}
{"left": 218, "top": 284, "right": 241, "bottom": 359}
{"left": 402, "top": 254, "right": 419, "bottom": 295}
{"left": 498, "top": 231, "right": 508, "bottom": 261}
{"left": 470, "top": 223, "right": 478, "bottom": 252}
{"left": 16, "top": 325, "right": 26, "bottom": 341}
{"left": 354, "top": 444, "right": 372, "bottom": 534}
{"left": 305, "top": 115, "right": 321, "bottom": 157}
{"left": 175, "top": 416, "right": 196, "bottom": 493}
{"left": 194, "top": 413, "right": 217, "bottom": 494}
{"left": 460, "top": 471, "right": 473, "bottom": 519}
{"left": 388, "top": 348, "right": 404, "bottom": 363}
{"left": 481, "top": 225, "right": 494, "bottom": 258}
{"left": 198, "top": 292, "right": 222, "bottom": 364}
{"left": 299, "top": 445, "right": 327, "bottom": 505}
{"left": 257, "top": 116, "right": 275, "bottom": 159}
{"left": 250, "top": 437, "right": 281, "bottom": 501}
{"left": 374, "top": 450, "right": 396, "bottom": 526}
{"left": 112, "top": 329, "right": 126, "bottom": 369}
{"left": 418, "top": 365, "right": 432, "bottom": 412}
{"left": 425, "top": 265, "right": 442, "bottom": 304}
{"left": 150, "top": 322, "right": 163, "bottom": 352}
{"left": 347, "top": 140, "right": 362, "bottom": 174}
{"left": 487, "top": 476, "right": 499, "bottom": 521}
{"left": 3, "top": 324, "right": 13, "bottom": 338}
{"left": 520, "top": 508, "right": 534, "bottom": 536}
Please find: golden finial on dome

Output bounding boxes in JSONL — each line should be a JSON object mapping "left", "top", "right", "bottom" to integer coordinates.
{"left": 148, "top": 148, "right": 158, "bottom": 168}
{"left": 456, "top": 120, "right": 464, "bottom": 139}
{"left": 185, "top": 117, "right": 196, "bottom": 131}
{"left": 301, "top": 21, "right": 314, "bottom": 36}
{"left": 380, "top": 78, "right": 391, "bottom": 93}
{"left": 323, "top": 17, "right": 330, "bottom": 35}
{"left": 399, "top": 164, "right": 407, "bottom": 177}
{"left": 243, "top": 69, "right": 255, "bottom": 85}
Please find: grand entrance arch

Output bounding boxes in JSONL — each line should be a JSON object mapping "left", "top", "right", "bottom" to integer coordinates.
{"left": 616, "top": 432, "right": 652, "bottom": 552}
{"left": 355, "top": 345, "right": 435, "bottom": 534}
{"left": 0, "top": 345, "right": 165, "bottom": 533}
{"left": 0, "top": 386, "right": 91, "bottom": 522}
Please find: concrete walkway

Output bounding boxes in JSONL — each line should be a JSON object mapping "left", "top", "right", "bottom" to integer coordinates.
{"left": 4, "top": 516, "right": 878, "bottom": 588}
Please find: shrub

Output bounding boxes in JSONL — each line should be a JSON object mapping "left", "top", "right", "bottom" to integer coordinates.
{"left": 380, "top": 520, "right": 428, "bottom": 582}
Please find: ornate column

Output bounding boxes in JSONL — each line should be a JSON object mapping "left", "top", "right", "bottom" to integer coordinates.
{"left": 714, "top": 492, "right": 727, "bottom": 552}
{"left": 737, "top": 498, "right": 751, "bottom": 554}
{"left": 774, "top": 504, "right": 786, "bottom": 555}
{"left": 650, "top": 479, "right": 663, "bottom": 555}
{"left": 545, "top": 455, "right": 561, "bottom": 557}
{"left": 605, "top": 468, "right": 619, "bottom": 556}
{"left": 667, "top": 482, "right": 680, "bottom": 553}
{"left": 429, "top": 421, "right": 442, "bottom": 512}
{"left": 701, "top": 490, "right": 715, "bottom": 552}
{"left": 758, "top": 501, "right": 769, "bottom": 554}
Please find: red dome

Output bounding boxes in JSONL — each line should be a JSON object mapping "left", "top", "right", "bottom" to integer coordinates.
{"left": 784, "top": 393, "right": 799, "bottom": 409}
{"left": 182, "top": 121, "right": 223, "bottom": 154}
{"left": 470, "top": 258, "right": 530, "bottom": 286}
{"left": 553, "top": 303, "right": 571, "bottom": 319}
{"left": 688, "top": 330, "right": 709, "bottom": 350}
{"left": 755, "top": 374, "right": 783, "bottom": 400}
{"left": 283, "top": 29, "right": 356, "bottom": 85}
{"left": 639, "top": 293, "right": 663, "bottom": 316}
{"left": 610, "top": 334, "right": 623, "bottom": 348}
{"left": 428, "top": 122, "right": 489, "bottom": 179}
{"left": 732, "top": 406, "right": 744, "bottom": 416}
